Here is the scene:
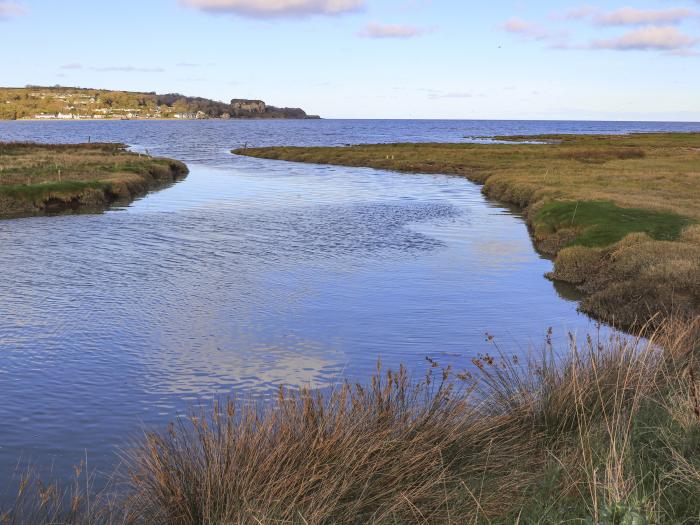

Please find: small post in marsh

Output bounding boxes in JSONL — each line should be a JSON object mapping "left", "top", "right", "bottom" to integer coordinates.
{"left": 571, "top": 201, "right": 580, "bottom": 226}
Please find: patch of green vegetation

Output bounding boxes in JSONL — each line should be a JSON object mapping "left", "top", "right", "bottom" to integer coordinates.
{"left": 235, "top": 135, "right": 700, "bottom": 327}
{"left": 627, "top": 398, "right": 700, "bottom": 522}
{"left": 0, "top": 180, "right": 111, "bottom": 202}
{"left": 535, "top": 200, "right": 694, "bottom": 248}
{"left": 0, "top": 142, "right": 188, "bottom": 220}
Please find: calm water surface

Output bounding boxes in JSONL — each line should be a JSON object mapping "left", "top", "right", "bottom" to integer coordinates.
{"left": 1, "top": 119, "right": 699, "bottom": 488}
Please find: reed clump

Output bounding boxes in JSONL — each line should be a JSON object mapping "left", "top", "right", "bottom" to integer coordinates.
{"left": 3, "top": 319, "right": 700, "bottom": 523}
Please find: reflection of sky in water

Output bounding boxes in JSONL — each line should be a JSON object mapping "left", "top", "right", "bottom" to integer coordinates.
{"left": 0, "top": 119, "right": 659, "bottom": 489}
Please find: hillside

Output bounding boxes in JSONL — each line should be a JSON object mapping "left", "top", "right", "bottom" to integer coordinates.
{"left": 0, "top": 86, "right": 320, "bottom": 120}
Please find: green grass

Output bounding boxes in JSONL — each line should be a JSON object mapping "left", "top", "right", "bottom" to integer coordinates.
{"left": 0, "top": 142, "right": 188, "bottom": 217}
{"left": 234, "top": 134, "right": 700, "bottom": 329}
{"left": 0, "top": 181, "right": 111, "bottom": 202}
{"left": 535, "top": 200, "right": 695, "bottom": 248}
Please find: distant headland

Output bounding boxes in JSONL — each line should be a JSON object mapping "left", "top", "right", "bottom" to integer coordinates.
{"left": 0, "top": 86, "right": 320, "bottom": 120}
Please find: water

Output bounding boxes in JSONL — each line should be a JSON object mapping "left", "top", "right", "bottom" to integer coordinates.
{"left": 0, "top": 119, "right": 698, "bottom": 489}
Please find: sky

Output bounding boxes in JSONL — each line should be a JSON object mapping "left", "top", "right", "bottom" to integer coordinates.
{"left": 0, "top": 0, "right": 699, "bottom": 120}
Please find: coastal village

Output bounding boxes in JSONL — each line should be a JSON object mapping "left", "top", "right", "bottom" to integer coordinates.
{"left": 31, "top": 111, "right": 211, "bottom": 120}
{"left": 0, "top": 87, "right": 315, "bottom": 120}
{"left": 3, "top": 88, "right": 170, "bottom": 120}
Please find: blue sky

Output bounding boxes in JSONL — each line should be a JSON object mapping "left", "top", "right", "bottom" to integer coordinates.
{"left": 1, "top": 0, "right": 699, "bottom": 120}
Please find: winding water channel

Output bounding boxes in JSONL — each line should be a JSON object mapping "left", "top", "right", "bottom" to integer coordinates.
{"left": 1, "top": 119, "right": 698, "bottom": 488}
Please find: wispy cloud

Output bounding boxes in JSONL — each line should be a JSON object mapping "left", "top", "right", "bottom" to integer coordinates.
{"left": 60, "top": 64, "right": 165, "bottom": 73}
{"left": 552, "top": 6, "right": 597, "bottom": 21}
{"left": 427, "top": 91, "right": 476, "bottom": 100}
{"left": 359, "top": 22, "right": 428, "bottom": 39}
{"left": 503, "top": 17, "right": 552, "bottom": 40}
{"left": 180, "top": 0, "right": 364, "bottom": 18}
{"left": 502, "top": 17, "right": 569, "bottom": 48}
{"left": 592, "top": 26, "right": 696, "bottom": 51}
{"left": 419, "top": 88, "right": 482, "bottom": 100}
{"left": 0, "top": 1, "right": 26, "bottom": 20}
{"left": 508, "top": 8, "right": 699, "bottom": 55}
{"left": 92, "top": 66, "right": 165, "bottom": 72}
{"left": 594, "top": 8, "right": 697, "bottom": 26}
{"left": 561, "top": 6, "right": 698, "bottom": 26}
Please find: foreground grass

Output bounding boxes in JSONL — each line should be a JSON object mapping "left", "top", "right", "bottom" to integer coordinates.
{"left": 233, "top": 134, "right": 700, "bottom": 329}
{"left": 3, "top": 319, "right": 700, "bottom": 524}
{"left": 0, "top": 142, "right": 188, "bottom": 218}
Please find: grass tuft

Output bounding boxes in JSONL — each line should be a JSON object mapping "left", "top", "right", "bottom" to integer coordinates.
{"left": 3, "top": 320, "right": 700, "bottom": 523}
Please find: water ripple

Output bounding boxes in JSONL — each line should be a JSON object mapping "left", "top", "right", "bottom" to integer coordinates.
{"left": 1, "top": 119, "right": 696, "bottom": 488}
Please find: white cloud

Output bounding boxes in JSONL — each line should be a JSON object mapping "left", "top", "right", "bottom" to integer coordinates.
{"left": 592, "top": 26, "right": 696, "bottom": 51}
{"left": 427, "top": 91, "right": 476, "bottom": 100}
{"left": 594, "top": 7, "right": 697, "bottom": 26}
{"left": 92, "top": 66, "right": 165, "bottom": 72}
{"left": 556, "top": 6, "right": 697, "bottom": 26}
{"left": 554, "top": 6, "right": 597, "bottom": 21}
{"left": 502, "top": 17, "right": 569, "bottom": 48}
{"left": 359, "top": 22, "right": 427, "bottom": 38}
{"left": 503, "top": 17, "right": 552, "bottom": 40}
{"left": 181, "top": 0, "right": 364, "bottom": 18}
{"left": 510, "top": 9, "right": 699, "bottom": 55}
{"left": 0, "top": 1, "right": 26, "bottom": 20}
{"left": 60, "top": 64, "right": 165, "bottom": 73}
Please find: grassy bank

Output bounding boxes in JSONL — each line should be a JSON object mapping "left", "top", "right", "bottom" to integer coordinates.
{"left": 3, "top": 320, "right": 700, "bottom": 524}
{"left": 233, "top": 133, "right": 700, "bottom": 330}
{"left": 0, "top": 142, "right": 188, "bottom": 218}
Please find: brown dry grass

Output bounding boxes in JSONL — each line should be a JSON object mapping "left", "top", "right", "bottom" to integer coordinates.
{"left": 4, "top": 319, "right": 700, "bottom": 524}
{"left": 234, "top": 134, "right": 700, "bottom": 329}
{"left": 0, "top": 142, "right": 188, "bottom": 218}
{"left": 234, "top": 134, "right": 700, "bottom": 220}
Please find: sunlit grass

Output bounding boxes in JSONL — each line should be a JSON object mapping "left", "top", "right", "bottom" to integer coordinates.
{"left": 0, "top": 142, "right": 188, "bottom": 217}
{"left": 535, "top": 200, "right": 694, "bottom": 248}
{"left": 233, "top": 133, "right": 700, "bottom": 329}
{"left": 3, "top": 320, "right": 700, "bottom": 524}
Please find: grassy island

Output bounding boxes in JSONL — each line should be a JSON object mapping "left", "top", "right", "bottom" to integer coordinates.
{"left": 0, "top": 142, "right": 188, "bottom": 218}
{"left": 234, "top": 133, "right": 700, "bottom": 330}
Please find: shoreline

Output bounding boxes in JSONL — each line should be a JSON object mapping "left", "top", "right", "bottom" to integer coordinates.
{"left": 233, "top": 133, "right": 700, "bottom": 331}
{"left": 8, "top": 117, "right": 321, "bottom": 122}
{"left": 0, "top": 142, "right": 188, "bottom": 219}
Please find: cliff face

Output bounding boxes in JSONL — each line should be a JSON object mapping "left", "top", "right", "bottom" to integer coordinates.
{"left": 230, "top": 98, "right": 319, "bottom": 119}
{"left": 0, "top": 87, "right": 319, "bottom": 120}
{"left": 231, "top": 99, "right": 266, "bottom": 115}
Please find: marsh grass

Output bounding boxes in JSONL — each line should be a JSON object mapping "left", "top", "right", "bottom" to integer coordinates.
{"left": 535, "top": 200, "right": 693, "bottom": 248}
{"left": 233, "top": 134, "right": 700, "bottom": 328}
{"left": 0, "top": 142, "right": 187, "bottom": 217}
{"left": 3, "top": 320, "right": 700, "bottom": 524}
